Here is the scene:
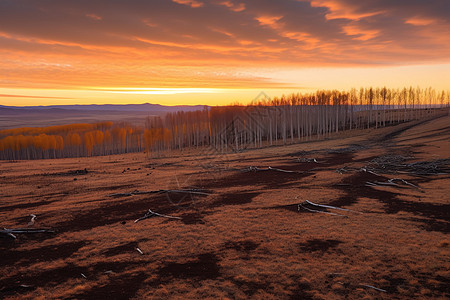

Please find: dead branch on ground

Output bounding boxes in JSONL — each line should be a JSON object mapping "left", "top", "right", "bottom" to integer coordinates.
{"left": 336, "top": 167, "right": 350, "bottom": 174}
{"left": 298, "top": 203, "right": 347, "bottom": 217}
{"left": 405, "top": 159, "right": 450, "bottom": 175}
{"left": 306, "top": 200, "right": 361, "bottom": 213}
{"left": 0, "top": 228, "right": 55, "bottom": 239}
{"left": 360, "top": 168, "right": 381, "bottom": 176}
{"left": 28, "top": 214, "right": 37, "bottom": 226}
{"left": 108, "top": 189, "right": 212, "bottom": 197}
{"left": 359, "top": 284, "right": 387, "bottom": 293}
{"left": 367, "top": 156, "right": 450, "bottom": 176}
{"left": 242, "top": 166, "right": 305, "bottom": 173}
{"left": 296, "top": 158, "right": 322, "bottom": 163}
{"left": 366, "top": 178, "right": 421, "bottom": 189}
{"left": 335, "top": 166, "right": 361, "bottom": 174}
{"left": 389, "top": 178, "right": 420, "bottom": 188}
{"left": 298, "top": 200, "right": 362, "bottom": 217}
{"left": 134, "top": 209, "right": 182, "bottom": 223}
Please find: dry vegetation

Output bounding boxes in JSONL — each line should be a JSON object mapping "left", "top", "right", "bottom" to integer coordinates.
{"left": 1, "top": 113, "right": 449, "bottom": 299}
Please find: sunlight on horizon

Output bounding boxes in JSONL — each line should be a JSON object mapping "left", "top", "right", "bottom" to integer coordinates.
{"left": 1, "top": 63, "right": 449, "bottom": 107}
{"left": 100, "top": 87, "right": 226, "bottom": 95}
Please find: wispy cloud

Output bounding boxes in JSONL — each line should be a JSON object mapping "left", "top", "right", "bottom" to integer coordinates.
{"left": 343, "top": 24, "right": 380, "bottom": 41}
{"left": 217, "top": 1, "right": 246, "bottom": 12}
{"left": 172, "top": 0, "right": 204, "bottom": 8}
{"left": 101, "top": 87, "right": 224, "bottom": 95}
{"left": 405, "top": 17, "right": 436, "bottom": 26}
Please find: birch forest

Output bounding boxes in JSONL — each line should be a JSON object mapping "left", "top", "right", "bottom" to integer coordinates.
{"left": 1, "top": 87, "right": 449, "bottom": 160}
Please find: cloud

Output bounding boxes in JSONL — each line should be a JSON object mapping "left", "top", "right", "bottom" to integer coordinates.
{"left": 172, "top": 0, "right": 204, "bottom": 8}
{"left": 342, "top": 24, "right": 380, "bottom": 41}
{"left": 85, "top": 13, "right": 102, "bottom": 21}
{"left": 405, "top": 17, "right": 436, "bottom": 26}
{"left": 216, "top": 1, "right": 246, "bottom": 12}
{"left": 0, "top": 0, "right": 448, "bottom": 89}
{"left": 255, "top": 15, "right": 284, "bottom": 29}
{"left": 309, "top": 0, "right": 385, "bottom": 20}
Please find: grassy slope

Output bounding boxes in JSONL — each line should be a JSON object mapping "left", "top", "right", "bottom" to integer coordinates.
{"left": 0, "top": 115, "right": 449, "bottom": 299}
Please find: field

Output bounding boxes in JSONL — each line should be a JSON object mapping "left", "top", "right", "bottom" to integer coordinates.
{"left": 1, "top": 115, "right": 449, "bottom": 299}
{"left": 0, "top": 108, "right": 156, "bottom": 129}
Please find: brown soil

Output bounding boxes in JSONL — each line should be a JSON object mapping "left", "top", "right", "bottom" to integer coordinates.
{"left": 1, "top": 115, "right": 449, "bottom": 299}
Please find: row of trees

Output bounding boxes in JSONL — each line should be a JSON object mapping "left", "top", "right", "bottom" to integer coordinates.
{"left": 1, "top": 87, "right": 448, "bottom": 160}
{"left": 143, "top": 87, "right": 449, "bottom": 153}
{"left": 0, "top": 122, "right": 145, "bottom": 159}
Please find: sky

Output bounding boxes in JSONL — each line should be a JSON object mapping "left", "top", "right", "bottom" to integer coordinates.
{"left": 0, "top": 0, "right": 449, "bottom": 106}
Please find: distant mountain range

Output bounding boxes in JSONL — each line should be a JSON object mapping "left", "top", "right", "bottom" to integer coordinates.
{"left": 0, "top": 103, "right": 208, "bottom": 113}
{"left": 0, "top": 103, "right": 209, "bottom": 129}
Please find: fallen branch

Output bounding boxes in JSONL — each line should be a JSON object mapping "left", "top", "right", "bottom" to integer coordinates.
{"left": 163, "top": 189, "right": 211, "bottom": 195}
{"left": 0, "top": 228, "right": 55, "bottom": 239}
{"left": 388, "top": 178, "right": 420, "bottom": 189}
{"left": 134, "top": 209, "right": 182, "bottom": 223}
{"left": 336, "top": 167, "right": 351, "bottom": 174}
{"left": 243, "top": 166, "right": 304, "bottom": 173}
{"left": 360, "top": 168, "right": 381, "bottom": 176}
{"left": 297, "top": 199, "right": 362, "bottom": 217}
{"left": 366, "top": 181, "right": 399, "bottom": 188}
{"left": 304, "top": 200, "right": 362, "bottom": 214}
{"left": 268, "top": 167, "right": 296, "bottom": 173}
{"left": 296, "top": 158, "right": 321, "bottom": 163}
{"left": 298, "top": 203, "right": 347, "bottom": 217}
{"left": 367, "top": 157, "right": 450, "bottom": 176}
{"left": 359, "top": 284, "right": 387, "bottom": 293}
{"left": 366, "top": 178, "right": 420, "bottom": 189}
{"left": 108, "top": 189, "right": 211, "bottom": 197}
{"left": 335, "top": 166, "right": 366, "bottom": 174}
{"left": 28, "top": 214, "right": 37, "bottom": 226}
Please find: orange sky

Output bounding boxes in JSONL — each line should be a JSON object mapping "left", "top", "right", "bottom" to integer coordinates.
{"left": 1, "top": 0, "right": 449, "bottom": 106}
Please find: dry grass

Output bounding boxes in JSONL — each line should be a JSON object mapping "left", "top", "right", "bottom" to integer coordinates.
{"left": 1, "top": 116, "right": 449, "bottom": 299}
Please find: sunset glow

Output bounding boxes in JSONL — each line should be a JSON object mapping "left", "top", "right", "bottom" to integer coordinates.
{"left": 1, "top": 0, "right": 449, "bottom": 106}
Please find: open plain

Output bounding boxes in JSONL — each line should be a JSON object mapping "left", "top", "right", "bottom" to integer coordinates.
{"left": 1, "top": 115, "right": 449, "bottom": 299}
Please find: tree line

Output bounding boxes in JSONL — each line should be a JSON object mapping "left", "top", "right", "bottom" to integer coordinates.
{"left": 0, "top": 121, "right": 144, "bottom": 160}
{"left": 1, "top": 87, "right": 448, "bottom": 160}
{"left": 143, "top": 87, "right": 449, "bottom": 153}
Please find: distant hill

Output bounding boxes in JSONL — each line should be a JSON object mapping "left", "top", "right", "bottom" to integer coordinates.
{"left": 0, "top": 103, "right": 209, "bottom": 129}
{"left": 0, "top": 103, "right": 207, "bottom": 113}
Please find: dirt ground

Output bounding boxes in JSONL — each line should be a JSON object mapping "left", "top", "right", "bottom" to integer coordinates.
{"left": 1, "top": 115, "right": 449, "bottom": 299}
